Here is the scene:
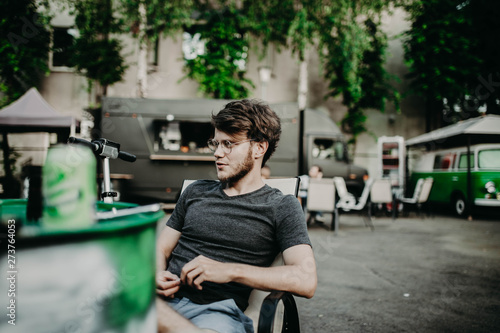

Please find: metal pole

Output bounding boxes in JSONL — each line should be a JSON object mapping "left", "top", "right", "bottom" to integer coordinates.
{"left": 466, "top": 135, "right": 473, "bottom": 221}
{"left": 102, "top": 157, "right": 113, "bottom": 204}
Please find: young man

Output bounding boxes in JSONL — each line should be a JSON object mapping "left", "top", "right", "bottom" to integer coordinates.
{"left": 156, "top": 99, "right": 317, "bottom": 333}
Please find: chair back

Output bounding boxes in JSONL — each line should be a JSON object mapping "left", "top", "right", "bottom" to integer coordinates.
{"left": 264, "top": 177, "right": 300, "bottom": 197}
{"left": 370, "top": 179, "right": 393, "bottom": 204}
{"left": 333, "top": 177, "right": 357, "bottom": 209}
{"left": 181, "top": 178, "right": 300, "bottom": 197}
{"left": 417, "top": 178, "right": 434, "bottom": 203}
{"left": 333, "top": 177, "right": 349, "bottom": 198}
{"left": 306, "top": 178, "right": 335, "bottom": 212}
{"left": 411, "top": 178, "right": 425, "bottom": 201}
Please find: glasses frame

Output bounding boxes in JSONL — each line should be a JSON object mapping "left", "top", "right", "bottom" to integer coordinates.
{"left": 207, "top": 138, "right": 255, "bottom": 154}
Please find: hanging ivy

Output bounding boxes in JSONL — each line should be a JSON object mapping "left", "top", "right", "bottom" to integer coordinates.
{"left": 182, "top": 6, "right": 254, "bottom": 99}
{"left": 69, "top": 0, "right": 127, "bottom": 101}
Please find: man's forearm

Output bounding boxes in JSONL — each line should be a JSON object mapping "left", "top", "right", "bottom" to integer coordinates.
{"left": 180, "top": 245, "right": 317, "bottom": 299}
{"left": 157, "top": 226, "right": 182, "bottom": 272}
{"left": 230, "top": 261, "right": 316, "bottom": 298}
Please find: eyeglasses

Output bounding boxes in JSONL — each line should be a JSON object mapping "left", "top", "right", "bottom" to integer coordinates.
{"left": 207, "top": 138, "right": 255, "bottom": 154}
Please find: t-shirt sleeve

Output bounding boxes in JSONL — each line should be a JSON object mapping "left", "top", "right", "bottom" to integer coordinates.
{"left": 275, "top": 194, "right": 311, "bottom": 252}
{"left": 166, "top": 183, "right": 191, "bottom": 232}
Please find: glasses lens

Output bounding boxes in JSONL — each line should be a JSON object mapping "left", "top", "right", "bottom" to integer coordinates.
{"left": 222, "top": 140, "right": 232, "bottom": 153}
{"left": 207, "top": 140, "right": 237, "bottom": 153}
{"left": 207, "top": 140, "right": 218, "bottom": 152}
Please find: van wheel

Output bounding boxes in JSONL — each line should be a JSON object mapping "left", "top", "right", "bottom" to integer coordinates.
{"left": 453, "top": 194, "right": 467, "bottom": 217}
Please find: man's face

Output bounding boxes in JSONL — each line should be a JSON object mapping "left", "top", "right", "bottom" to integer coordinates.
{"left": 213, "top": 130, "right": 255, "bottom": 183}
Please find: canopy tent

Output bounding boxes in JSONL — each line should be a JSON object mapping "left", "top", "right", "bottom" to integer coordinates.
{"left": 0, "top": 87, "right": 76, "bottom": 132}
{"left": 406, "top": 115, "right": 500, "bottom": 148}
{"left": 0, "top": 88, "right": 76, "bottom": 198}
{"left": 405, "top": 114, "right": 500, "bottom": 219}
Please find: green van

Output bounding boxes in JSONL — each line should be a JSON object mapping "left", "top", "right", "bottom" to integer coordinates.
{"left": 409, "top": 144, "right": 500, "bottom": 216}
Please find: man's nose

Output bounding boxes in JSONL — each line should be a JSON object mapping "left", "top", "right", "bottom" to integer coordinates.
{"left": 213, "top": 144, "right": 225, "bottom": 157}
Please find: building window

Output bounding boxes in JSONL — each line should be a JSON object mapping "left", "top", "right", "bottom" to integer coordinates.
{"left": 50, "top": 26, "right": 77, "bottom": 70}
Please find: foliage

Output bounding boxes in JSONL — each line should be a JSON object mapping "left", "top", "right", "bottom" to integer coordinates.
{"left": 308, "top": 1, "right": 400, "bottom": 142}
{"left": 403, "top": 0, "right": 500, "bottom": 129}
{"left": 180, "top": 0, "right": 400, "bottom": 132}
{"left": 119, "top": 0, "right": 193, "bottom": 40}
{"left": 183, "top": 6, "right": 254, "bottom": 99}
{"left": 0, "top": 0, "right": 51, "bottom": 107}
{"left": 69, "top": 0, "right": 127, "bottom": 99}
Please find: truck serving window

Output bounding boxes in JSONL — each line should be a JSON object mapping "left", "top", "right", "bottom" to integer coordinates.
{"left": 154, "top": 120, "right": 213, "bottom": 154}
{"left": 312, "top": 138, "right": 344, "bottom": 161}
{"left": 478, "top": 149, "right": 500, "bottom": 169}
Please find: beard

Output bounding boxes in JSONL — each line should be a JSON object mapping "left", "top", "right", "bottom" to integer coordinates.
{"left": 217, "top": 148, "right": 254, "bottom": 185}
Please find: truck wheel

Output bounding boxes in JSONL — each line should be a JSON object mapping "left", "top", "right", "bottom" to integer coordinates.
{"left": 453, "top": 193, "right": 467, "bottom": 217}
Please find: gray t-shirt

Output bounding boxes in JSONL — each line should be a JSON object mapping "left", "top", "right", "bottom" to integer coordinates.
{"left": 166, "top": 180, "right": 311, "bottom": 310}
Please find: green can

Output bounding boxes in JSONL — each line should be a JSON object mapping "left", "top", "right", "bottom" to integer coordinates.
{"left": 42, "top": 145, "right": 97, "bottom": 229}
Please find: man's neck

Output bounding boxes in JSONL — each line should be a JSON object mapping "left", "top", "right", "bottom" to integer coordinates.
{"left": 223, "top": 169, "right": 265, "bottom": 196}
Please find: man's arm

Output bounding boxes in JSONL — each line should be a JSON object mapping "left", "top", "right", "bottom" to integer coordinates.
{"left": 180, "top": 244, "right": 317, "bottom": 299}
{"left": 156, "top": 226, "right": 182, "bottom": 298}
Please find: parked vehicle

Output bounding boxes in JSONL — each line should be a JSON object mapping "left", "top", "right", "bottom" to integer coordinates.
{"left": 99, "top": 97, "right": 368, "bottom": 203}
{"left": 409, "top": 144, "right": 500, "bottom": 216}
{"left": 405, "top": 115, "right": 500, "bottom": 217}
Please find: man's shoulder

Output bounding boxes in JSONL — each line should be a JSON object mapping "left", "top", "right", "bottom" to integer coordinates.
{"left": 262, "top": 185, "right": 299, "bottom": 205}
{"left": 183, "top": 179, "right": 220, "bottom": 196}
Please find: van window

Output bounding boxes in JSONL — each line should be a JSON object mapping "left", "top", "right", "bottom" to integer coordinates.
{"left": 458, "top": 153, "right": 474, "bottom": 169}
{"left": 478, "top": 149, "right": 500, "bottom": 169}
{"left": 312, "top": 138, "right": 344, "bottom": 161}
{"left": 433, "top": 153, "right": 455, "bottom": 170}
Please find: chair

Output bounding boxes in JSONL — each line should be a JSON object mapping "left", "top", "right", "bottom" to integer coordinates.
{"left": 306, "top": 178, "right": 336, "bottom": 231}
{"left": 334, "top": 177, "right": 374, "bottom": 230}
{"left": 400, "top": 178, "right": 434, "bottom": 217}
{"left": 369, "top": 179, "right": 396, "bottom": 221}
{"left": 180, "top": 177, "right": 302, "bottom": 333}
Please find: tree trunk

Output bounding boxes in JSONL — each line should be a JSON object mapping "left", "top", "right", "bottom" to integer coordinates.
{"left": 298, "top": 50, "right": 308, "bottom": 110}
{"left": 137, "top": 1, "right": 148, "bottom": 98}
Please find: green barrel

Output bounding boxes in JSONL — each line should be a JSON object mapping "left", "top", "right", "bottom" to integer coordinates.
{"left": 0, "top": 200, "right": 164, "bottom": 333}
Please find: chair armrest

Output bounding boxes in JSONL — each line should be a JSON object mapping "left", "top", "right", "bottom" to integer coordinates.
{"left": 257, "top": 291, "right": 300, "bottom": 333}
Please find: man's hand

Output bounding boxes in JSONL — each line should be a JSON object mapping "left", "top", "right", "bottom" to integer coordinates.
{"left": 181, "top": 255, "right": 234, "bottom": 290}
{"left": 156, "top": 271, "right": 181, "bottom": 298}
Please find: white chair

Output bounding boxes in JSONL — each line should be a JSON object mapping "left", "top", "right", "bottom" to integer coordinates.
{"left": 369, "top": 179, "right": 396, "bottom": 221}
{"left": 179, "top": 177, "right": 302, "bottom": 333}
{"left": 400, "top": 178, "right": 434, "bottom": 217}
{"left": 334, "top": 177, "right": 375, "bottom": 230}
{"left": 306, "top": 178, "right": 336, "bottom": 230}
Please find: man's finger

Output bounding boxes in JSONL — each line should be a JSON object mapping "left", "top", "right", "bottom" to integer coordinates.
{"left": 156, "top": 285, "right": 180, "bottom": 298}
{"left": 184, "top": 267, "right": 203, "bottom": 287}
{"left": 157, "top": 279, "right": 181, "bottom": 290}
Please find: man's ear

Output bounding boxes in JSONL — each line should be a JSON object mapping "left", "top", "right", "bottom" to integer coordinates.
{"left": 254, "top": 141, "right": 268, "bottom": 159}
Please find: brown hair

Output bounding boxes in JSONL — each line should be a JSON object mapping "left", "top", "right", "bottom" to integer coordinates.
{"left": 211, "top": 99, "right": 281, "bottom": 166}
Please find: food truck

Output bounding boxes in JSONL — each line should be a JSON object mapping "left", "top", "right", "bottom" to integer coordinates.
{"left": 99, "top": 97, "right": 368, "bottom": 203}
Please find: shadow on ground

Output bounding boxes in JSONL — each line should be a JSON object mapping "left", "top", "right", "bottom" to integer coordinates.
{"left": 297, "top": 212, "right": 500, "bottom": 332}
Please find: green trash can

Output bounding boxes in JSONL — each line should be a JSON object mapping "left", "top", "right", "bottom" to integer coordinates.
{"left": 0, "top": 199, "right": 164, "bottom": 333}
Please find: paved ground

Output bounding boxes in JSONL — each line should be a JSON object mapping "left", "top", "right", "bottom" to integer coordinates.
{"left": 296, "top": 211, "right": 500, "bottom": 332}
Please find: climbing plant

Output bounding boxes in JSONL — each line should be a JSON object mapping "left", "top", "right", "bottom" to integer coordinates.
{"left": 69, "top": 0, "right": 127, "bottom": 103}
{"left": 182, "top": 5, "right": 255, "bottom": 99}
{"left": 0, "top": 0, "right": 51, "bottom": 107}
